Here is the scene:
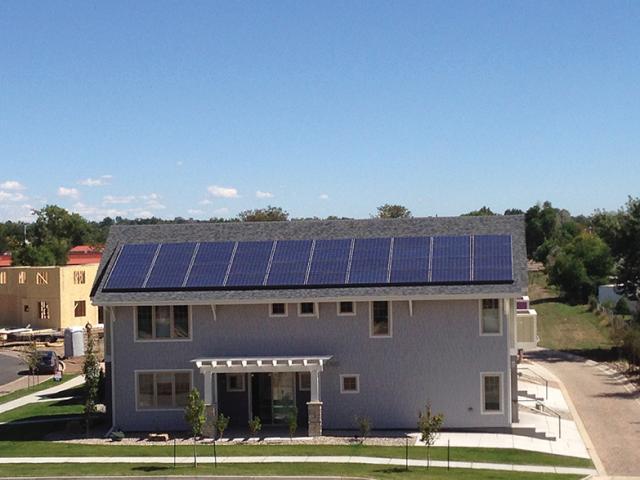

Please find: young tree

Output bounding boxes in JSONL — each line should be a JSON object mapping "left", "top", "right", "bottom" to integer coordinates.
{"left": 417, "top": 404, "right": 444, "bottom": 468}
{"left": 248, "top": 416, "right": 262, "bottom": 435}
{"left": 215, "top": 413, "right": 230, "bottom": 439}
{"left": 20, "top": 339, "right": 39, "bottom": 387}
{"left": 184, "top": 389, "right": 206, "bottom": 438}
{"left": 376, "top": 204, "right": 412, "bottom": 219}
{"left": 83, "top": 324, "right": 101, "bottom": 435}
{"left": 287, "top": 408, "right": 298, "bottom": 440}
{"left": 615, "top": 297, "right": 632, "bottom": 316}
{"left": 354, "top": 415, "right": 372, "bottom": 444}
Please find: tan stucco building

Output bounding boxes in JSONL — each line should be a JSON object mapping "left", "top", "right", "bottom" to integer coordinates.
{"left": 0, "top": 264, "right": 100, "bottom": 330}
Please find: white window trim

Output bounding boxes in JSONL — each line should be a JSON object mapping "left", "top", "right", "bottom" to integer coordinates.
{"left": 134, "top": 369, "right": 194, "bottom": 412}
{"left": 480, "top": 372, "right": 504, "bottom": 415}
{"left": 479, "top": 299, "right": 503, "bottom": 336}
{"left": 369, "top": 301, "right": 393, "bottom": 338}
{"left": 297, "top": 302, "right": 317, "bottom": 317}
{"left": 340, "top": 374, "right": 360, "bottom": 394}
{"left": 336, "top": 301, "right": 356, "bottom": 316}
{"left": 269, "top": 303, "right": 288, "bottom": 317}
{"left": 134, "top": 305, "right": 193, "bottom": 342}
{"left": 226, "top": 373, "right": 246, "bottom": 392}
{"left": 298, "top": 372, "right": 311, "bottom": 391}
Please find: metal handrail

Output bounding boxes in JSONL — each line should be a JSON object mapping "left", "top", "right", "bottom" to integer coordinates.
{"left": 540, "top": 403, "right": 562, "bottom": 439}
{"left": 517, "top": 367, "right": 548, "bottom": 399}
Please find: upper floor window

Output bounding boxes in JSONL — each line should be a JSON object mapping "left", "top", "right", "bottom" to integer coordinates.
{"left": 137, "top": 371, "right": 191, "bottom": 410}
{"left": 73, "top": 271, "right": 86, "bottom": 284}
{"left": 0, "top": 271, "right": 6, "bottom": 285}
{"left": 269, "top": 303, "right": 287, "bottom": 317}
{"left": 36, "top": 272, "right": 48, "bottom": 285}
{"left": 481, "top": 372, "right": 503, "bottom": 414}
{"left": 298, "top": 302, "right": 316, "bottom": 317}
{"left": 74, "top": 300, "right": 86, "bottom": 317}
{"left": 480, "top": 299, "right": 502, "bottom": 335}
{"left": 337, "top": 301, "right": 355, "bottom": 316}
{"left": 370, "top": 301, "right": 391, "bottom": 337}
{"left": 340, "top": 374, "right": 360, "bottom": 394}
{"left": 18, "top": 271, "right": 26, "bottom": 284}
{"left": 136, "top": 305, "right": 190, "bottom": 340}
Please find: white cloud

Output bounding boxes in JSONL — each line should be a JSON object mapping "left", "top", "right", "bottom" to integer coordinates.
{"left": 0, "top": 203, "right": 36, "bottom": 222}
{"left": 256, "top": 190, "right": 274, "bottom": 199}
{"left": 0, "top": 191, "right": 27, "bottom": 202}
{"left": 0, "top": 180, "right": 25, "bottom": 191}
{"left": 213, "top": 207, "right": 229, "bottom": 215}
{"left": 207, "top": 185, "right": 239, "bottom": 198}
{"left": 319, "top": 193, "right": 329, "bottom": 200}
{"left": 140, "top": 193, "right": 165, "bottom": 210}
{"left": 103, "top": 195, "right": 135, "bottom": 205}
{"left": 187, "top": 209, "right": 204, "bottom": 216}
{"left": 78, "top": 175, "right": 112, "bottom": 187}
{"left": 57, "top": 187, "right": 80, "bottom": 199}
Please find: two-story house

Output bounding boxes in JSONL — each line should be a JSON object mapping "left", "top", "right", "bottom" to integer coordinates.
{"left": 91, "top": 215, "right": 527, "bottom": 436}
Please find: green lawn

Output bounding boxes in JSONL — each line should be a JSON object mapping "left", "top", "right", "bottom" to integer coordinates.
{"left": 0, "top": 441, "right": 593, "bottom": 468}
{"left": 0, "top": 462, "right": 585, "bottom": 479}
{"left": 0, "top": 398, "right": 84, "bottom": 423}
{"left": 0, "top": 374, "right": 78, "bottom": 405}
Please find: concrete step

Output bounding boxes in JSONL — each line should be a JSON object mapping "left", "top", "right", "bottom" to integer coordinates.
{"left": 511, "top": 425, "right": 556, "bottom": 441}
{"left": 518, "top": 389, "right": 544, "bottom": 402}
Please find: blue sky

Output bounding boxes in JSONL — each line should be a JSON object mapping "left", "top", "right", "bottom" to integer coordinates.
{"left": 1, "top": 1, "right": 639, "bottom": 221}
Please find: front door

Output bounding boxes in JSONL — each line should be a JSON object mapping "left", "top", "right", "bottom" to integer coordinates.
{"left": 251, "top": 373, "right": 296, "bottom": 425}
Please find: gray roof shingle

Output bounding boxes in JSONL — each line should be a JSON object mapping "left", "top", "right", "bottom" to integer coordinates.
{"left": 91, "top": 215, "right": 527, "bottom": 304}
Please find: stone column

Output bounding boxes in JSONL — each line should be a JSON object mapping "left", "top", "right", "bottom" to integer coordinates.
{"left": 203, "top": 403, "right": 217, "bottom": 438}
{"left": 307, "top": 401, "right": 323, "bottom": 437}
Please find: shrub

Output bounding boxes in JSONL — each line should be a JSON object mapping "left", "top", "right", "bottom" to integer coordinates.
{"left": 248, "top": 416, "right": 262, "bottom": 435}
{"left": 215, "top": 413, "right": 230, "bottom": 439}
{"left": 587, "top": 294, "right": 599, "bottom": 312}
{"left": 354, "top": 415, "right": 372, "bottom": 443}
{"left": 615, "top": 297, "right": 632, "bottom": 316}
{"left": 417, "top": 404, "right": 444, "bottom": 447}
{"left": 110, "top": 430, "right": 125, "bottom": 442}
{"left": 184, "top": 389, "right": 206, "bottom": 438}
{"left": 620, "top": 326, "right": 640, "bottom": 368}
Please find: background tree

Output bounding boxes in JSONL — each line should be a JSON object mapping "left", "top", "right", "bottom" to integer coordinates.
{"left": 462, "top": 206, "right": 495, "bottom": 216}
{"left": 547, "top": 233, "right": 613, "bottom": 303}
{"left": 83, "top": 324, "right": 101, "bottom": 435}
{"left": 609, "top": 197, "right": 640, "bottom": 301}
{"left": 237, "top": 206, "right": 289, "bottom": 222}
{"left": 504, "top": 208, "right": 524, "bottom": 215}
{"left": 376, "top": 204, "right": 412, "bottom": 219}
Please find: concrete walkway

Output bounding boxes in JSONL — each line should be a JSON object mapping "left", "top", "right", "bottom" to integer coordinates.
{"left": 0, "top": 455, "right": 598, "bottom": 476}
{"left": 0, "top": 375, "right": 84, "bottom": 415}
{"left": 529, "top": 350, "right": 640, "bottom": 477}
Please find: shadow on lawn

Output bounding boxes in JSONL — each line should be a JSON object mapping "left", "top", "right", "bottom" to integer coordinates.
{"left": 131, "top": 466, "right": 171, "bottom": 473}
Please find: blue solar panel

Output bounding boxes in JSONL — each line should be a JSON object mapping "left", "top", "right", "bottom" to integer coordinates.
{"left": 306, "top": 238, "right": 351, "bottom": 285}
{"left": 473, "top": 235, "right": 512, "bottom": 282}
{"left": 225, "top": 241, "right": 274, "bottom": 287}
{"left": 145, "top": 242, "right": 197, "bottom": 289}
{"left": 390, "top": 236, "right": 430, "bottom": 283}
{"left": 431, "top": 236, "right": 471, "bottom": 283}
{"left": 185, "top": 241, "right": 236, "bottom": 288}
{"left": 105, "top": 243, "right": 158, "bottom": 290}
{"left": 265, "top": 240, "right": 313, "bottom": 286}
{"left": 348, "top": 237, "right": 392, "bottom": 284}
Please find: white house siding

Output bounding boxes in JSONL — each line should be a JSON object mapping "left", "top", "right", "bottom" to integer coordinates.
{"left": 110, "top": 298, "right": 513, "bottom": 432}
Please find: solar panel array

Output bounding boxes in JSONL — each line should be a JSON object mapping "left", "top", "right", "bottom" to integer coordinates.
{"left": 104, "top": 234, "right": 513, "bottom": 291}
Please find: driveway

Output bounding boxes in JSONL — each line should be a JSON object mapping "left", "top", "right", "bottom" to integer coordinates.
{"left": 0, "top": 351, "right": 24, "bottom": 387}
{"left": 530, "top": 350, "right": 640, "bottom": 476}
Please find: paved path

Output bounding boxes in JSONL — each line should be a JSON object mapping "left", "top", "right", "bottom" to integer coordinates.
{"left": 529, "top": 350, "right": 640, "bottom": 476}
{"left": 0, "top": 455, "right": 598, "bottom": 476}
{"left": 0, "top": 375, "right": 84, "bottom": 415}
{"left": 0, "top": 351, "right": 24, "bottom": 387}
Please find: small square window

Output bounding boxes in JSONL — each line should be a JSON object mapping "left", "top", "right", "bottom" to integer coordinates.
{"left": 74, "top": 300, "right": 86, "bottom": 317}
{"left": 340, "top": 374, "right": 359, "bottom": 394}
{"left": 227, "top": 373, "right": 246, "bottom": 392}
{"left": 299, "top": 302, "right": 315, "bottom": 316}
{"left": 337, "top": 301, "right": 355, "bottom": 316}
{"left": 270, "top": 303, "right": 287, "bottom": 317}
{"left": 298, "top": 372, "right": 311, "bottom": 391}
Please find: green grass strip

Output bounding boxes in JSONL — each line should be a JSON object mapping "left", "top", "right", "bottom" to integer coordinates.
{"left": 0, "top": 441, "right": 593, "bottom": 468}
{"left": 0, "top": 462, "right": 585, "bottom": 479}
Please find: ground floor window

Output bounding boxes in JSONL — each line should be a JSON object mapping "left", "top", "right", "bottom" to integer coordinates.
{"left": 136, "top": 371, "right": 191, "bottom": 410}
{"left": 481, "top": 372, "right": 503, "bottom": 414}
{"left": 340, "top": 374, "right": 360, "bottom": 394}
{"left": 298, "top": 372, "right": 311, "bottom": 391}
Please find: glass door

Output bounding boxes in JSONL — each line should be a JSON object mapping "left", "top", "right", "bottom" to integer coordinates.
{"left": 271, "top": 372, "right": 295, "bottom": 424}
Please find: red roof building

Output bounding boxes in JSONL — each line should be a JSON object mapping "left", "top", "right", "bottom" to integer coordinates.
{"left": 0, "top": 245, "right": 103, "bottom": 267}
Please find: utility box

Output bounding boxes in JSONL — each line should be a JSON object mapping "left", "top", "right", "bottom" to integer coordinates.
{"left": 64, "top": 327, "right": 85, "bottom": 357}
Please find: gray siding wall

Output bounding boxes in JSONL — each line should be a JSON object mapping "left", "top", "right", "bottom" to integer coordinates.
{"left": 110, "top": 299, "right": 512, "bottom": 432}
